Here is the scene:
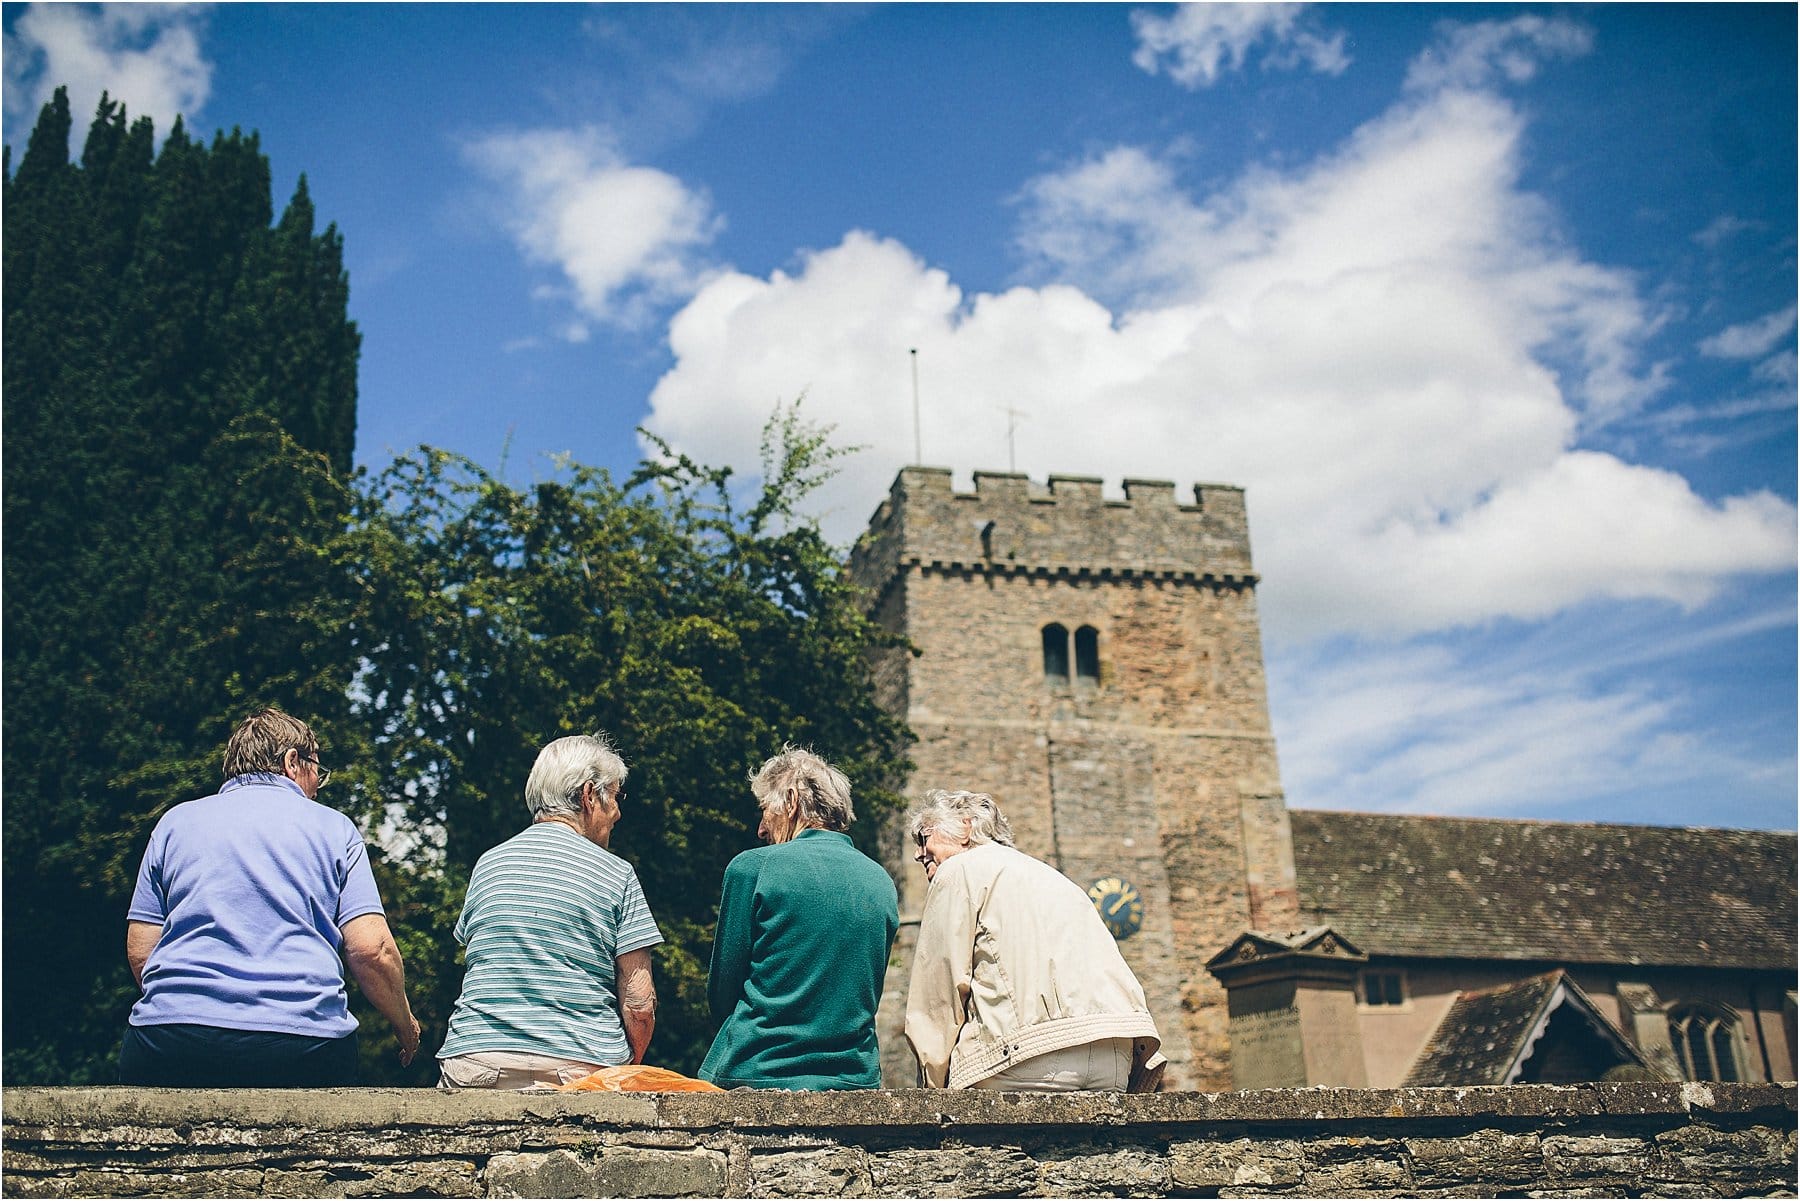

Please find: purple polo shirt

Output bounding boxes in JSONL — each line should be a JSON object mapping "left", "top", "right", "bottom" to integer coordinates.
{"left": 127, "top": 773, "right": 384, "bottom": 1037}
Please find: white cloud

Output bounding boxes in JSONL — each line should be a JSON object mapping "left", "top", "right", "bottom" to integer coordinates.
{"left": 1699, "top": 305, "right": 1797, "bottom": 361}
{"left": 643, "top": 31, "right": 1796, "bottom": 643}
{"left": 1692, "top": 214, "right": 1759, "bottom": 250}
{"left": 463, "top": 127, "right": 721, "bottom": 333}
{"left": 1402, "top": 14, "right": 1592, "bottom": 95}
{"left": 3, "top": 3, "right": 211, "bottom": 147}
{"left": 1269, "top": 623, "right": 1791, "bottom": 820}
{"left": 1130, "top": 3, "right": 1347, "bottom": 89}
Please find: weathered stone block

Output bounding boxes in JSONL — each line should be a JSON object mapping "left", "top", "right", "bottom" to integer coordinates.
{"left": 866, "top": 1145, "right": 1038, "bottom": 1197}
{"left": 1405, "top": 1130, "right": 1542, "bottom": 1185}
{"left": 592, "top": 1148, "right": 730, "bottom": 1198}
{"left": 1302, "top": 1137, "right": 1410, "bottom": 1193}
{"left": 1035, "top": 1143, "right": 1170, "bottom": 1196}
{"left": 487, "top": 1150, "right": 597, "bottom": 1199}
{"left": 1651, "top": 1124, "right": 1789, "bottom": 1182}
{"left": 1541, "top": 1133, "right": 1652, "bottom": 1183}
{"left": 1169, "top": 1137, "right": 1304, "bottom": 1188}
{"left": 749, "top": 1148, "right": 870, "bottom": 1197}
{"left": 3, "top": 1168, "right": 266, "bottom": 1198}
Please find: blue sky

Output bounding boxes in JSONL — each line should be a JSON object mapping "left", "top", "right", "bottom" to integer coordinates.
{"left": 6, "top": 3, "right": 1794, "bottom": 831}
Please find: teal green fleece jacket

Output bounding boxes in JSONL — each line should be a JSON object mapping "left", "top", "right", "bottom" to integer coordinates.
{"left": 699, "top": 829, "right": 899, "bottom": 1089}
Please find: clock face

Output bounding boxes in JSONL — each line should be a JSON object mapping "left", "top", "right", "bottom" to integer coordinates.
{"left": 1087, "top": 876, "right": 1144, "bottom": 940}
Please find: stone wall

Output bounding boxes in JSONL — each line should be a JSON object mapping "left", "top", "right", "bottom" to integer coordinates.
{"left": 6, "top": 1083, "right": 1793, "bottom": 1198}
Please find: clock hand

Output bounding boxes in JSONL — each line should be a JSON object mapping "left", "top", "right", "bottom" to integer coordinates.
{"left": 1109, "top": 897, "right": 1127, "bottom": 917}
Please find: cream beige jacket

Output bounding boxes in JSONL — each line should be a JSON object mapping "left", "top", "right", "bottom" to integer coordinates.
{"left": 904, "top": 842, "right": 1163, "bottom": 1089}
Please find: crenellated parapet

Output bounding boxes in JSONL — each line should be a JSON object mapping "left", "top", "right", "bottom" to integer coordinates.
{"left": 848, "top": 467, "right": 1255, "bottom": 602}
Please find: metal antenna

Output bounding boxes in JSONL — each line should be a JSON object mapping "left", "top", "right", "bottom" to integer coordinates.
{"left": 910, "top": 348, "right": 922, "bottom": 465}
{"left": 1001, "top": 404, "right": 1028, "bottom": 473}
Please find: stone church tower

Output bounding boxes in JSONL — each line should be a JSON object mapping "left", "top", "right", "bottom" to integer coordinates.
{"left": 849, "top": 467, "right": 1300, "bottom": 1091}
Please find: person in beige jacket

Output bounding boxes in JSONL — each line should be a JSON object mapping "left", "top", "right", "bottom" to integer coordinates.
{"left": 903, "top": 790, "right": 1166, "bottom": 1092}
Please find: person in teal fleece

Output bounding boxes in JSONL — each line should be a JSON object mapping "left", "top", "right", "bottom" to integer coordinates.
{"left": 699, "top": 746, "right": 899, "bottom": 1089}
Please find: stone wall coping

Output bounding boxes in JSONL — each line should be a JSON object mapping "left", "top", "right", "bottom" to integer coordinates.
{"left": 7, "top": 1082, "right": 1792, "bottom": 1134}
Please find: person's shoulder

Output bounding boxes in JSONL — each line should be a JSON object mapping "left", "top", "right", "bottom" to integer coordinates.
{"left": 725, "top": 842, "right": 777, "bottom": 874}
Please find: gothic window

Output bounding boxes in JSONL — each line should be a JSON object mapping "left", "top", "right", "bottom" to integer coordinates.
{"left": 1075, "top": 625, "right": 1100, "bottom": 683}
{"left": 1042, "top": 624, "right": 1070, "bottom": 683}
{"left": 1357, "top": 970, "right": 1407, "bottom": 1008}
{"left": 1669, "top": 1004, "right": 1743, "bottom": 1082}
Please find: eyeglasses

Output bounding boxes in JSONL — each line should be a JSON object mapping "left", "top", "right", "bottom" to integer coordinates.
{"left": 297, "top": 753, "right": 332, "bottom": 787}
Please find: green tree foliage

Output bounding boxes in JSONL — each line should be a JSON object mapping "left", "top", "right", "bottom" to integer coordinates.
{"left": 344, "top": 406, "right": 911, "bottom": 1081}
{"left": 2, "top": 89, "right": 362, "bottom": 1082}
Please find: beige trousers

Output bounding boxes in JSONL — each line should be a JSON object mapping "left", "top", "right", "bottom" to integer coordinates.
{"left": 969, "top": 1037, "right": 1134, "bottom": 1092}
{"left": 437, "top": 1050, "right": 609, "bottom": 1092}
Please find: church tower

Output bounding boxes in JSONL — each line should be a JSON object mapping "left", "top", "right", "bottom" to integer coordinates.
{"left": 849, "top": 467, "right": 1300, "bottom": 1090}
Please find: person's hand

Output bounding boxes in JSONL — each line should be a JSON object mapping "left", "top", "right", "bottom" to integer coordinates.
{"left": 397, "top": 1015, "right": 422, "bottom": 1067}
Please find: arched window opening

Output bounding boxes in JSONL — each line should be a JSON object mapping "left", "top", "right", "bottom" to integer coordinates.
{"left": 1669, "top": 1005, "right": 1743, "bottom": 1082}
{"left": 1075, "top": 625, "right": 1100, "bottom": 684}
{"left": 1042, "top": 624, "right": 1070, "bottom": 683}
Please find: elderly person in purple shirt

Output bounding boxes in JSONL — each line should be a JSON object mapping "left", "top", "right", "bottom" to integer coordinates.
{"left": 120, "top": 708, "right": 421, "bottom": 1086}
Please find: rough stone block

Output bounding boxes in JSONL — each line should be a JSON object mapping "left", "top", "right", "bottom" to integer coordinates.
{"left": 1541, "top": 1133, "right": 1652, "bottom": 1183}
{"left": 3, "top": 1168, "right": 266, "bottom": 1198}
{"left": 1302, "top": 1138, "right": 1410, "bottom": 1193}
{"left": 1035, "top": 1143, "right": 1170, "bottom": 1196}
{"left": 593, "top": 1148, "right": 730, "bottom": 1198}
{"left": 866, "top": 1145, "right": 1039, "bottom": 1197}
{"left": 486, "top": 1150, "right": 597, "bottom": 1199}
{"left": 750, "top": 1148, "right": 870, "bottom": 1197}
{"left": 1169, "top": 1137, "right": 1303, "bottom": 1188}
{"left": 1405, "top": 1131, "right": 1542, "bottom": 1185}
{"left": 1651, "top": 1124, "right": 1789, "bottom": 1182}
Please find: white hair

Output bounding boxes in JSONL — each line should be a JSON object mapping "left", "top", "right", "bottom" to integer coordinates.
{"left": 524, "top": 732, "right": 628, "bottom": 819}
{"left": 750, "top": 744, "right": 855, "bottom": 833}
{"left": 907, "top": 790, "right": 1015, "bottom": 849}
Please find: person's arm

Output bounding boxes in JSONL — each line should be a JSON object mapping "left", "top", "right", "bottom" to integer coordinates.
{"left": 341, "top": 913, "right": 422, "bottom": 1066}
{"left": 616, "top": 947, "right": 657, "bottom": 1064}
{"left": 903, "top": 865, "right": 977, "bottom": 1089}
{"left": 126, "top": 921, "right": 162, "bottom": 989}
{"left": 706, "top": 858, "right": 757, "bottom": 1022}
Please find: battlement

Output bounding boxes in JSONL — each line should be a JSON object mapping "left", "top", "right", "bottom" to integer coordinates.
{"left": 849, "top": 467, "right": 1255, "bottom": 591}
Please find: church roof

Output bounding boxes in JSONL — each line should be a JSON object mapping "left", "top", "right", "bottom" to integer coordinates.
{"left": 1403, "top": 970, "right": 1653, "bottom": 1087}
{"left": 1289, "top": 809, "right": 1796, "bottom": 971}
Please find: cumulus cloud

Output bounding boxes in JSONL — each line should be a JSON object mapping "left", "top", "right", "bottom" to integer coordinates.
{"left": 1270, "top": 612, "right": 1795, "bottom": 820}
{"left": 1402, "top": 13, "right": 1592, "bottom": 94}
{"left": 464, "top": 126, "right": 721, "bottom": 334}
{"left": 1699, "top": 305, "right": 1797, "bottom": 361}
{"left": 1130, "top": 3, "right": 1347, "bottom": 89}
{"left": 643, "top": 25, "right": 1795, "bottom": 643}
{"left": 3, "top": 3, "right": 211, "bottom": 147}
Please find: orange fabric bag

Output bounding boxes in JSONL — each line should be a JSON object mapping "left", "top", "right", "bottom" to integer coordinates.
{"left": 558, "top": 1065, "right": 724, "bottom": 1093}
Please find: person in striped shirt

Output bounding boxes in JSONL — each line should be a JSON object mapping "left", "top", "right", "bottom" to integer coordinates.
{"left": 436, "top": 732, "right": 662, "bottom": 1090}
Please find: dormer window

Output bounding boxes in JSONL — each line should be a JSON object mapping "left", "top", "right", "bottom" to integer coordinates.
{"left": 1358, "top": 970, "right": 1407, "bottom": 1008}
{"left": 1042, "top": 624, "right": 1070, "bottom": 683}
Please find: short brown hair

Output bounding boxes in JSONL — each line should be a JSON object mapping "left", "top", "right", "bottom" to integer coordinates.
{"left": 223, "top": 708, "right": 317, "bottom": 780}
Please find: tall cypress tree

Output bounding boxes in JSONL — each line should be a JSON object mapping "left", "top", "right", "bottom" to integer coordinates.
{"left": 2, "top": 89, "right": 362, "bottom": 1082}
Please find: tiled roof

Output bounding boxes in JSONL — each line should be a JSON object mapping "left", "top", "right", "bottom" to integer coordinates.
{"left": 1290, "top": 810, "right": 1796, "bottom": 970}
{"left": 1403, "top": 970, "right": 1641, "bottom": 1087}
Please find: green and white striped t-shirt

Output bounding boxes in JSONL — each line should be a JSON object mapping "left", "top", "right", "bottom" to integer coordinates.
{"left": 439, "top": 822, "right": 663, "bottom": 1066}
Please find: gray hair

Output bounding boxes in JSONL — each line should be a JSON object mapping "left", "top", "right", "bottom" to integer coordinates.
{"left": 223, "top": 708, "right": 318, "bottom": 780}
{"left": 907, "top": 790, "right": 1015, "bottom": 849}
{"left": 750, "top": 745, "right": 854, "bottom": 833}
{"left": 525, "top": 732, "right": 629, "bottom": 819}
